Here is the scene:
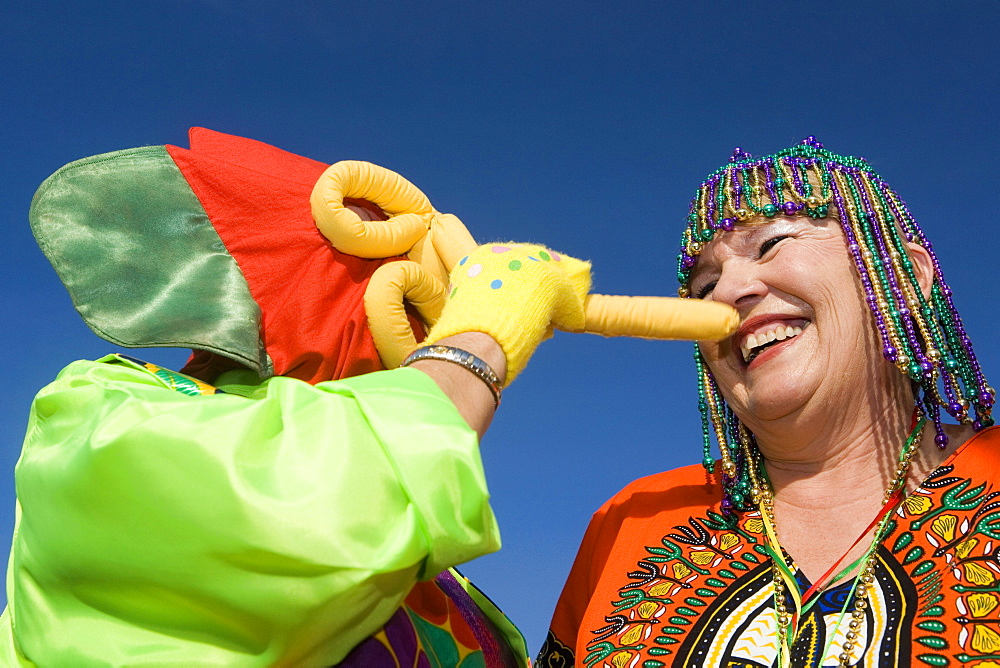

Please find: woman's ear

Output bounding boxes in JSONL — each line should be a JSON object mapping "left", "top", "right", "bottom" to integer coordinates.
{"left": 906, "top": 241, "right": 935, "bottom": 299}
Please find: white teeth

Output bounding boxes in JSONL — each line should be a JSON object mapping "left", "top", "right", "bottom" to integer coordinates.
{"left": 741, "top": 325, "right": 805, "bottom": 363}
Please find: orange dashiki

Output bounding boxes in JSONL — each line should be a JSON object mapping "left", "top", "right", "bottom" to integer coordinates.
{"left": 538, "top": 427, "right": 1000, "bottom": 668}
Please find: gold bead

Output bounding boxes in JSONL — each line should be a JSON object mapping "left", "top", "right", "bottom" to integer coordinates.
{"left": 735, "top": 208, "right": 751, "bottom": 220}
{"left": 677, "top": 286, "right": 690, "bottom": 298}
{"left": 691, "top": 242, "right": 702, "bottom": 252}
{"left": 806, "top": 196, "right": 821, "bottom": 207}
{"left": 927, "top": 348, "right": 941, "bottom": 361}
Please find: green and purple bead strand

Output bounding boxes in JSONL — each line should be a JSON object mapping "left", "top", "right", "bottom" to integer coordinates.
{"left": 677, "top": 138, "right": 995, "bottom": 497}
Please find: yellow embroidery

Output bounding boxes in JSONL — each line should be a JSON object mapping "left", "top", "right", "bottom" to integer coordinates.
{"left": 621, "top": 625, "right": 643, "bottom": 646}
{"left": 690, "top": 551, "right": 714, "bottom": 565}
{"left": 718, "top": 533, "right": 739, "bottom": 552}
{"left": 930, "top": 514, "right": 957, "bottom": 541}
{"left": 968, "top": 592, "right": 999, "bottom": 618}
{"left": 964, "top": 562, "right": 998, "bottom": 586}
{"left": 637, "top": 602, "right": 657, "bottom": 619}
{"left": 971, "top": 624, "right": 1000, "bottom": 653}
{"left": 903, "top": 495, "right": 932, "bottom": 515}
{"left": 648, "top": 582, "right": 672, "bottom": 597}
{"left": 956, "top": 537, "right": 980, "bottom": 560}
{"left": 612, "top": 650, "right": 634, "bottom": 667}
{"left": 671, "top": 563, "right": 691, "bottom": 579}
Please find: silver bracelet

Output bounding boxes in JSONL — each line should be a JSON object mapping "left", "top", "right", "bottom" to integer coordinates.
{"left": 401, "top": 345, "right": 502, "bottom": 408}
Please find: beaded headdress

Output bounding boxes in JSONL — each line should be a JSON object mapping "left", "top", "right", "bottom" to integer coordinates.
{"left": 677, "top": 137, "right": 995, "bottom": 512}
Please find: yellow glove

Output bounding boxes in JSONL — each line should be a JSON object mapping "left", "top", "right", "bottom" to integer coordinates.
{"left": 424, "top": 243, "right": 591, "bottom": 383}
{"left": 310, "top": 162, "right": 740, "bottom": 374}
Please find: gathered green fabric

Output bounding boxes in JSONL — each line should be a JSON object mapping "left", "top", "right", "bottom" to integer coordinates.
{"left": 0, "top": 359, "right": 498, "bottom": 666}
{"left": 29, "top": 147, "right": 270, "bottom": 375}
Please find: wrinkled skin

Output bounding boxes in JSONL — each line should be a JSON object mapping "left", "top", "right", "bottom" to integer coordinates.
{"left": 686, "top": 214, "right": 970, "bottom": 582}
{"left": 689, "top": 215, "right": 902, "bottom": 431}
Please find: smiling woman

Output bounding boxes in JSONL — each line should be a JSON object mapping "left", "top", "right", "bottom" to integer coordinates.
{"left": 539, "top": 138, "right": 998, "bottom": 668}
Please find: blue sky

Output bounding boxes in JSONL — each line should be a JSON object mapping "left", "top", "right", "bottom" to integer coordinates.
{"left": 3, "top": 0, "right": 999, "bottom": 653}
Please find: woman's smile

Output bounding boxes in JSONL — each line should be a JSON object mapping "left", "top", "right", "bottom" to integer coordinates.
{"left": 737, "top": 315, "right": 810, "bottom": 366}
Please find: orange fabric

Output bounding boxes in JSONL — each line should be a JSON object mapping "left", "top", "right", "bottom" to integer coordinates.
{"left": 166, "top": 128, "right": 406, "bottom": 384}
{"left": 540, "top": 427, "right": 1000, "bottom": 667}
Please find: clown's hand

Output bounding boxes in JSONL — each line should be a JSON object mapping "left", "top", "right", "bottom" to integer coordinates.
{"left": 424, "top": 243, "right": 740, "bottom": 384}
{"left": 424, "top": 244, "right": 590, "bottom": 384}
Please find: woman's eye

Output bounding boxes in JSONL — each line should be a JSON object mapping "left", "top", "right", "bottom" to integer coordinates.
{"left": 758, "top": 235, "right": 790, "bottom": 258}
{"left": 696, "top": 281, "right": 717, "bottom": 299}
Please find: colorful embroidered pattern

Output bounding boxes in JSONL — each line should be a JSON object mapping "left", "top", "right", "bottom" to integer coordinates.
{"left": 339, "top": 571, "right": 520, "bottom": 667}
{"left": 540, "top": 432, "right": 1000, "bottom": 668}
{"left": 115, "top": 354, "right": 223, "bottom": 396}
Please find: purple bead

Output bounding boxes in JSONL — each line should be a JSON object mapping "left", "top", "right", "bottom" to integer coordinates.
{"left": 935, "top": 432, "right": 949, "bottom": 447}
{"left": 682, "top": 254, "right": 696, "bottom": 269}
{"left": 920, "top": 360, "right": 933, "bottom": 372}
{"left": 781, "top": 201, "right": 799, "bottom": 216}
{"left": 721, "top": 217, "right": 736, "bottom": 231}
{"left": 974, "top": 420, "right": 984, "bottom": 430}
{"left": 980, "top": 391, "right": 995, "bottom": 407}
{"left": 721, "top": 498, "right": 734, "bottom": 512}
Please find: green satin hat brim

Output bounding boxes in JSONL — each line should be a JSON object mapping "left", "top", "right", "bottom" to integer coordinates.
{"left": 29, "top": 146, "right": 272, "bottom": 377}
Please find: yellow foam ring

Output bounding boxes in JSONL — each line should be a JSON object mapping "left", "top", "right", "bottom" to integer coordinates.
{"left": 311, "top": 160, "right": 435, "bottom": 258}
{"left": 578, "top": 294, "right": 739, "bottom": 341}
{"left": 365, "top": 261, "right": 447, "bottom": 368}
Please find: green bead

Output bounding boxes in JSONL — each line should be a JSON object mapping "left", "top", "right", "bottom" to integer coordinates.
{"left": 700, "top": 228, "right": 715, "bottom": 241}
{"left": 909, "top": 363, "right": 923, "bottom": 379}
{"left": 945, "top": 358, "right": 959, "bottom": 370}
{"left": 762, "top": 204, "right": 778, "bottom": 217}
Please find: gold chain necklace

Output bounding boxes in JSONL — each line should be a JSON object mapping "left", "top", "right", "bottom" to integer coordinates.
{"left": 744, "top": 418, "right": 927, "bottom": 666}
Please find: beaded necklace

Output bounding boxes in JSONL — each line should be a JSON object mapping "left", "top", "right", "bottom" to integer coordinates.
{"left": 744, "top": 417, "right": 927, "bottom": 667}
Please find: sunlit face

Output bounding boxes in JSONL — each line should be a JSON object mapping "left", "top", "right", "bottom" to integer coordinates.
{"left": 688, "top": 216, "right": 889, "bottom": 424}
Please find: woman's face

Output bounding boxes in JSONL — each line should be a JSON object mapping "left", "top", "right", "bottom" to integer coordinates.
{"left": 689, "top": 215, "right": 885, "bottom": 424}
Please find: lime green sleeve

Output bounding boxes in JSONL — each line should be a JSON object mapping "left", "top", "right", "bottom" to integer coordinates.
{"left": 0, "top": 360, "right": 499, "bottom": 666}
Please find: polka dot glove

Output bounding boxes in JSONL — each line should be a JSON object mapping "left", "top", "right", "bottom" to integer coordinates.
{"left": 424, "top": 243, "right": 591, "bottom": 384}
